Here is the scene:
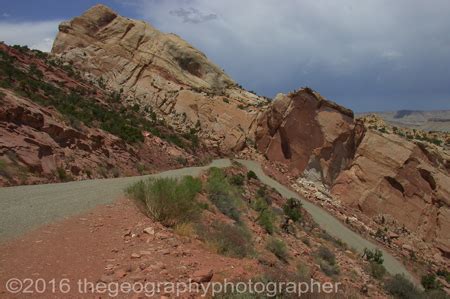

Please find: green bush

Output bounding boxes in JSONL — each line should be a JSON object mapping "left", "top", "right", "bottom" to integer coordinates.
{"left": 259, "top": 209, "right": 275, "bottom": 234}
{"left": 206, "top": 168, "right": 242, "bottom": 222}
{"left": 283, "top": 198, "right": 302, "bottom": 222}
{"left": 229, "top": 174, "right": 245, "bottom": 186}
{"left": 437, "top": 269, "right": 450, "bottom": 283}
{"left": 384, "top": 274, "right": 422, "bottom": 299}
{"left": 421, "top": 273, "right": 441, "bottom": 291}
{"left": 247, "top": 170, "right": 258, "bottom": 180}
{"left": 363, "top": 248, "right": 384, "bottom": 264}
{"left": 126, "top": 176, "right": 202, "bottom": 227}
{"left": 266, "top": 238, "right": 289, "bottom": 262}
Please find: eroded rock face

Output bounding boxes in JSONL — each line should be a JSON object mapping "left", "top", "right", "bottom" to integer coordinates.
{"left": 332, "top": 127, "right": 450, "bottom": 257}
{"left": 256, "top": 88, "right": 356, "bottom": 184}
{"left": 0, "top": 88, "right": 193, "bottom": 186}
{"left": 52, "top": 4, "right": 265, "bottom": 152}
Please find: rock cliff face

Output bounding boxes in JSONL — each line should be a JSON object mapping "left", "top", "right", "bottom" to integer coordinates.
{"left": 256, "top": 88, "right": 356, "bottom": 185}
{"left": 52, "top": 4, "right": 265, "bottom": 152}
{"left": 332, "top": 124, "right": 450, "bottom": 257}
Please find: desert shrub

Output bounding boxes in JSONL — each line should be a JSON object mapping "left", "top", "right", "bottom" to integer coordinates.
{"left": 296, "top": 262, "right": 311, "bottom": 279}
{"left": 317, "top": 246, "right": 336, "bottom": 265}
{"left": 319, "top": 259, "right": 340, "bottom": 277}
{"left": 126, "top": 176, "right": 202, "bottom": 227}
{"left": 174, "top": 223, "right": 196, "bottom": 237}
{"left": 111, "top": 167, "right": 120, "bottom": 178}
{"left": 98, "top": 166, "right": 108, "bottom": 178}
{"left": 229, "top": 174, "right": 245, "bottom": 186}
{"left": 363, "top": 248, "right": 384, "bottom": 264}
{"left": 175, "top": 156, "right": 188, "bottom": 165}
{"left": 136, "top": 163, "right": 146, "bottom": 175}
{"left": 252, "top": 193, "right": 276, "bottom": 234}
{"left": 256, "top": 186, "right": 272, "bottom": 205}
{"left": 370, "top": 261, "right": 386, "bottom": 280}
{"left": 56, "top": 167, "right": 71, "bottom": 182}
{"left": 259, "top": 209, "right": 275, "bottom": 234}
{"left": 283, "top": 198, "right": 302, "bottom": 222}
{"left": 423, "top": 289, "right": 448, "bottom": 299}
{"left": 247, "top": 170, "right": 258, "bottom": 180}
{"left": 201, "top": 222, "right": 253, "bottom": 258}
{"left": 0, "top": 159, "right": 12, "bottom": 179}
{"left": 266, "top": 238, "right": 289, "bottom": 262}
{"left": 316, "top": 246, "right": 340, "bottom": 276}
{"left": 206, "top": 167, "right": 242, "bottom": 222}
{"left": 437, "top": 269, "right": 450, "bottom": 283}
{"left": 384, "top": 274, "right": 422, "bottom": 299}
{"left": 421, "top": 273, "right": 442, "bottom": 291}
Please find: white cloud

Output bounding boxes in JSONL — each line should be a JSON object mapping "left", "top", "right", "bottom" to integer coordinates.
{"left": 0, "top": 20, "right": 60, "bottom": 52}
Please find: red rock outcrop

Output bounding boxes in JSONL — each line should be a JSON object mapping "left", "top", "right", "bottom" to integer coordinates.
{"left": 0, "top": 43, "right": 196, "bottom": 186}
{"left": 332, "top": 126, "right": 450, "bottom": 257}
{"left": 256, "top": 88, "right": 356, "bottom": 184}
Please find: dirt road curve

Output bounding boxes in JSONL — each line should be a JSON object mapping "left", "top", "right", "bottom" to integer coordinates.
{"left": 0, "top": 158, "right": 416, "bottom": 283}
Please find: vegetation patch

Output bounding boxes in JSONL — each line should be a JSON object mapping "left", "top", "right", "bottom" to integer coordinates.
{"left": 266, "top": 237, "right": 289, "bottom": 262}
{"left": 247, "top": 170, "right": 258, "bottom": 180}
{"left": 206, "top": 167, "right": 243, "bottom": 222}
{"left": 363, "top": 248, "right": 384, "bottom": 264}
{"left": 200, "top": 222, "right": 253, "bottom": 258}
{"left": 384, "top": 274, "right": 422, "bottom": 299}
{"left": 316, "top": 246, "right": 340, "bottom": 277}
{"left": 126, "top": 176, "right": 202, "bottom": 227}
{"left": 0, "top": 47, "right": 195, "bottom": 149}
{"left": 283, "top": 198, "right": 302, "bottom": 222}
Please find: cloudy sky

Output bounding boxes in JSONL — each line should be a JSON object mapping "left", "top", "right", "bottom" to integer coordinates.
{"left": 1, "top": 0, "right": 449, "bottom": 112}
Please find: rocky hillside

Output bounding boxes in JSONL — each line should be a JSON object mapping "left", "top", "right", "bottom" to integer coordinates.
{"left": 52, "top": 4, "right": 267, "bottom": 153}
{"left": 253, "top": 88, "right": 450, "bottom": 277}
{"left": 0, "top": 43, "right": 207, "bottom": 186}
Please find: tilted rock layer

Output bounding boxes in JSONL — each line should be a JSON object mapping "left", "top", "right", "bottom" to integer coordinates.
{"left": 52, "top": 4, "right": 265, "bottom": 152}
{"left": 0, "top": 43, "right": 194, "bottom": 186}
{"left": 332, "top": 125, "right": 450, "bottom": 257}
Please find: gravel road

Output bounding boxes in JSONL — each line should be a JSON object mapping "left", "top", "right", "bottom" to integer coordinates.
{"left": 0, "top": 158, "right": 416, "bottom": 283}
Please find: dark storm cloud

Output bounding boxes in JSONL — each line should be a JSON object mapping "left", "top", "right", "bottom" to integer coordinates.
{"left": 3, "top": 0, "right": 448, "bottom": 111}
{"left": 132, "top": 0, "right": 450, "bottom": 111}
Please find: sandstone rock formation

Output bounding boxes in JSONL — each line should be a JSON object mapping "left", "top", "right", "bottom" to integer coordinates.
{"left": 332, "top": 125, "right": 450, "bottom": 257}
{"left": 256, "top": 88, "right": 356, "bottom": 185}
{"left": 52, "top": 4, "right": 265, "bottom": 152}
